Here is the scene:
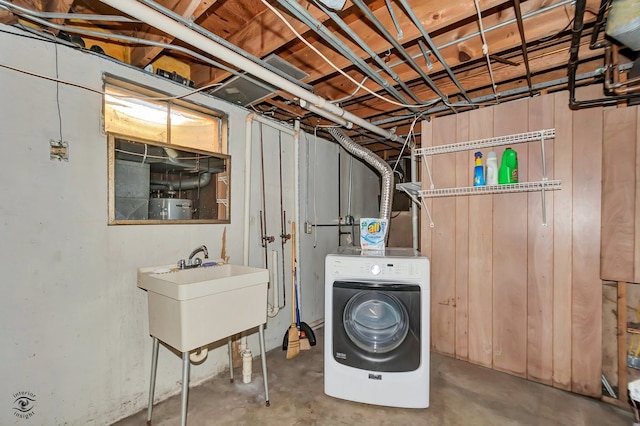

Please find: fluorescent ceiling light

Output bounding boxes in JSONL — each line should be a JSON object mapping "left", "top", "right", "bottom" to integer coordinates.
{"left": 105, "top": 94, "right": 192, "bottom": 125}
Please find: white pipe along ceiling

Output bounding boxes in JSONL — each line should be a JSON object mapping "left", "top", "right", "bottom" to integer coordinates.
{"left": 98, "top": 0, "right": 400, "bottom": 142}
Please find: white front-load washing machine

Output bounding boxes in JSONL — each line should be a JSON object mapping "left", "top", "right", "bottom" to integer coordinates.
{"left": 324, "top": 247, "right": 430, "bottom": 408}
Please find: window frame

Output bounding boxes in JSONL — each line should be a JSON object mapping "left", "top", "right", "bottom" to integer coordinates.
{"left": 103, "top": 76, "right": 231, "bottom": 225}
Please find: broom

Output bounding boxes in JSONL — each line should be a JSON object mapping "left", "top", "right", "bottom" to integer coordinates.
{"left": 295, "top": 271, "right": 311, "bottom": 351}
{"left": 285, "top": 222, "right": 300, "bottom": 359}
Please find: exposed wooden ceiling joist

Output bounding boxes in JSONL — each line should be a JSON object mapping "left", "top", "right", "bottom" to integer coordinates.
{"left": 0, "top": 0, "right": 634, "bottom": 156}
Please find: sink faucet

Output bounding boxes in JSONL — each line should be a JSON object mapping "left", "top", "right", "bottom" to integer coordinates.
{"left": 178, "top": 245, "right": 209, "bottom": 269}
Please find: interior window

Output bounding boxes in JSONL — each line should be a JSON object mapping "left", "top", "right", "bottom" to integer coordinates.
{"left": 103, "top": 80, "right": 230, "bottom": 224}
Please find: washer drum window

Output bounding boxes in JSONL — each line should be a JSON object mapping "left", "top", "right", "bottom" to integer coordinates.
{"left": 343, "top": 291, "right": 409, "bottom": 353}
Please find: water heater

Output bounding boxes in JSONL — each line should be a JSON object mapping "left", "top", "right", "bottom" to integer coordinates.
{"left": 149, "top": 198, "right": 192, "bottom": 220}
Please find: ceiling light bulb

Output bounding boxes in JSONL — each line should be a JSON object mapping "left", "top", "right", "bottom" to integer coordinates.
{"left": 164, "top": 148, "right": 179, "bottom": 159}
{"left": 317, "top": 0, "right": 346, "bottom": 10}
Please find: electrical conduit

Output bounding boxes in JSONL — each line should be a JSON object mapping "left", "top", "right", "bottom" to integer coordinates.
{"left": 242, "top": 113, "right": 296, "bottom": 381}
{"left": 98, "top": 0, "right": 399, "bottom": 141}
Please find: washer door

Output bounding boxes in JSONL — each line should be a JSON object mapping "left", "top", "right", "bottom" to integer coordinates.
{"left": 343, "top": 291, "right": 409, "bottom": 354}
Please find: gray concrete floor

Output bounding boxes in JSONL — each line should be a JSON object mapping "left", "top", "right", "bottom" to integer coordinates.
{"left": 114, "top": 328, "right": 632, "bottom": 425}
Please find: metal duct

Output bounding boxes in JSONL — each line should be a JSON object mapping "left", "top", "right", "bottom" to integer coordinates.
{"left": 606, "top": 0, "right": 640, "bottom": 51}
{"left": 328, "top": 128, "right": 394, "bottom": 223}
{"left": 0, "top": 0, "right": 285, "bottom": 100}
{"left": 137, "top": 0, "right": 313, "bottom": 91}
{"left": 99, "top": 0, "right": 399, "bottom": 141}
{"left": 151, "top": 172, "right": 212, "bottom": 191}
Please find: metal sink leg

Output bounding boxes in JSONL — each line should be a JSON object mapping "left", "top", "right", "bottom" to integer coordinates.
{"left": 147, "top": 336, "right": 159, "bottom": 424}
{"left": 258, "top": 324, "right": 270, "bottom": 406}
{"left": 181, "top": 351, "right": 190, "bottom": 426}
{"left": 228, "top": 338, "right": 234, "bottom": 383}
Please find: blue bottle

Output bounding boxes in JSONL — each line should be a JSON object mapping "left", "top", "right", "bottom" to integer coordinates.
{"left": 473, "top": 152, "right": 485, "bottom": 186}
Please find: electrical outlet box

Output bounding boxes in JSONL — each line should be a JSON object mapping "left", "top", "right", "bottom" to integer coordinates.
{"left": 629, "top": 378, "right": 640, "bottom": 402}
{"left": 50, "top": 139, "right": 69, "bottom": 161}
{"left": 305, "top": 221, "right": 312, "bottom": 234}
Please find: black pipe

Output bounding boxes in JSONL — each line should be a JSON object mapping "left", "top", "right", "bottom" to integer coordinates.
{"left": 590, "top": 0, "right": 611, "bottom": 49}
{"left": 568, "top": 0, "right": 633, "bottom": 109}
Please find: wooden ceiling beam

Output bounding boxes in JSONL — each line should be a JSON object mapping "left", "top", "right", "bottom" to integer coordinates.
{"left": 45, "top": 0, "right": 73, "bottom": 16}
{"left": 129, "top": 0, "right": 215, "bottom": 68}
{"left": 191, "top": 0, "right": 324, "bottom": 85}
{"left": 271, "top": 0, "right": 529, "bottom": 87}
{"left": 340, "top": 37, "right": 604, "bottom": 122}
{"left": 41, "top": 0, "right": 73, "bottom": 35}
{"left": 0, "top": 0, "right": 72, "bottom": 29}
{"left": 308, "top": 1, "right": 595, "bottom": 104}
{"left": 332, "top": 38, "right": 602, "bottom": 125}
{"left": 191, "top": 0, "right": 510, "bottom": 87}
{"left": 0, "top": 0, "right": 36, "bottom": 24}
{"left": 261, "top": 36, "right": 603, "bottom": 137}
{"left": 210, "top": 0, "right": 578, "bottom": 124}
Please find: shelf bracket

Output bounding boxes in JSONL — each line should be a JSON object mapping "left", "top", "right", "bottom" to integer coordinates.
{"left": 421, "top": 197, "right": 434, "bottom": 228}
{"left": 396, "top": 182, "right": 421, "bottom": 206}
{"left": 420, "top": 153, "right": 435, "bottom": 190}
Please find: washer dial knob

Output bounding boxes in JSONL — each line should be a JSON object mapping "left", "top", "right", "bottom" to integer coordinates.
{"left": 370, "top": 264, "right": 381, "bottom": 276}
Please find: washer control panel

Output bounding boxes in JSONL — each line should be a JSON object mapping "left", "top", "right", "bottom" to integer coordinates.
{"left": 328, "top": 256, "right": 425, "bottom": 279}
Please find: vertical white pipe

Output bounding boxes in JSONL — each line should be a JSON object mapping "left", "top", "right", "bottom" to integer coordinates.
{"left": 242, "top": 350, "right": 252, "bottom": 384}
{"left": 293, "top": 121, "right": 301, "bottom": 308}
{"left": 240, "top": 113, "right": 255, "bottom": 380}
{"left": 267, "top": 250, "right": 280, "bottom": 317}
{"left": 244, "top": 113, "right": 255, "bottom": 266}
{"left": 411, "top": 148, "right": 419, "bottom": 250}
{"left": 271, "top": 250, "right": 279, "bottom": 309}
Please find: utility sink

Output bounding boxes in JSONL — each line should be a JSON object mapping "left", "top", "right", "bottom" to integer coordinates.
{"left": 137, "top": 263, "right": 269, "bottom": 352}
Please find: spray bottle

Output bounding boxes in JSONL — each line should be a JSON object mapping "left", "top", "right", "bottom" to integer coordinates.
{"left": 473, "top": 152, "right": 485, "bottom": 186}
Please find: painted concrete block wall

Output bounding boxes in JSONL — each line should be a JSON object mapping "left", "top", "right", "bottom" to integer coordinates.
{"left": 0, "top": 25, "right": 381, "bottom": 424}
{"left": 245, "top": 120, "right": 298, "bottom": 350}
{"left": 296, "top": 133, "right": 381, "bottom": 324}
{"left": 0, "top": 26, "right": 251, "bottom": 424}
{"left": 298, "top": 131, "right": 341, "bottom": 326}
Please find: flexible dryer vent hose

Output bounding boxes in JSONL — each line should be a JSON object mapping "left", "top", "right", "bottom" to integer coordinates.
{"left": 328, "top": 127, "right": 394, "bottom": 224}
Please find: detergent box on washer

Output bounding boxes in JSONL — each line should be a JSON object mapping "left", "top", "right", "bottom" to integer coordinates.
{"left": 360, "top": 218, "right": 388, "bottom": 251}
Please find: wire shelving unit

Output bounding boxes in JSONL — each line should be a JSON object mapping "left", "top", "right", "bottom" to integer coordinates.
{"left": 411, "top": 129, "right": 560, "bottom": 227}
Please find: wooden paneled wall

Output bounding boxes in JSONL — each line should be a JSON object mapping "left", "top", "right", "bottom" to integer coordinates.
{"left": 420, "top": 88, "right": 603, "bottom": 397}
{"left": 601, "top": 106, "right": 640, "bottom": 283}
